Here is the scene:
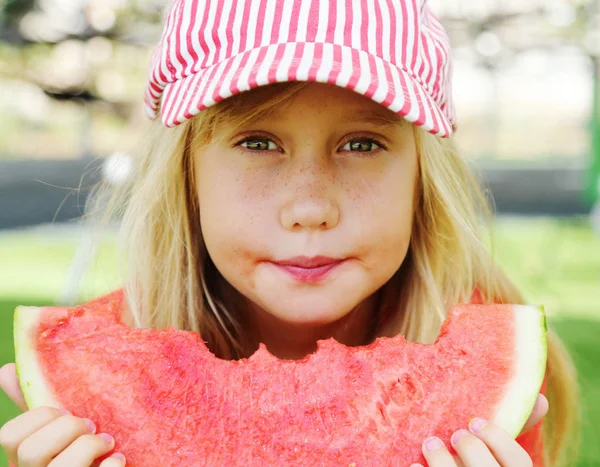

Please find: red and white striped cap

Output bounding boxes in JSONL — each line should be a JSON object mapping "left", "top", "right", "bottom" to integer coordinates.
{"left": 144, "top": 0, "right": 456, "bottom": 137}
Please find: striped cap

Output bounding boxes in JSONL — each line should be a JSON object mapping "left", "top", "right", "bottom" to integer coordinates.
{"left": 144, "top": 0, "right": 456, "bottom": 137}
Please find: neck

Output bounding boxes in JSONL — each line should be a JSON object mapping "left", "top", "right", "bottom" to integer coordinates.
{"left": 246, "top": 295, "right": 379, "bottom": 360}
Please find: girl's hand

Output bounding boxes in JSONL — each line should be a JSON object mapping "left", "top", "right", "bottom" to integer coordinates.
{"left": 412, "top": 393, "right": 549, "bottom": 467}
{"left": 0, "top": 364, "right": 26, "bottom": 411}
{"left": 0, "top": 363, "right": 126, "bottom": 467}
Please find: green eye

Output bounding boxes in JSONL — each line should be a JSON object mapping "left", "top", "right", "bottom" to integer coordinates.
{"left": 240, "top": 138, "right": 278, "bottom": 151}
{"left": 341, "top": 139, "right": 382, "bottom": 152}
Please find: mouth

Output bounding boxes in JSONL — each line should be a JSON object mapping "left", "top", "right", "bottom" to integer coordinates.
{"left": 271, "top": 256, "right": 346, "bottom": 283}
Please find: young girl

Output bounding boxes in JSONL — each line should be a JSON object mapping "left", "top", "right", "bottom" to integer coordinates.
{"left": 0, "top": 0, "right": 578, "bottom": 466}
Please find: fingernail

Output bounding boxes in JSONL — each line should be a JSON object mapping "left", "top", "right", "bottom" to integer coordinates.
{"left": 423, "top": 436, "right": 444, "bottom": 452}
{"left": 469, "top": 417, "right": 488, "bottom": 433}
{"left": 534, "top": 394, "right": 549, "bottom": 412}
{"left": 84, "top": 418, "right": 96, "bottom": 433}
{"left": 451, "top": 429, "right": 470, "bottom": 447}
{"left": 59, "top": 409, "right": 72, "bottom": 416}
{"left": 99, "top": 433, "right": 114, "bottom": 445}
{"left": 111, "top": 452, "right": 126, "bottom": 462}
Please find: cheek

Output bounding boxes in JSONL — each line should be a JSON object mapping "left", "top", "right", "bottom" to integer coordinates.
{"left": 195, "top": 154, "right": 274, "bottom": 286}
{"left": 198, "top": 171, "right": 275, "bottom": 243}
{"left": 347, "top": 159, "right": 416, "bottom": 272}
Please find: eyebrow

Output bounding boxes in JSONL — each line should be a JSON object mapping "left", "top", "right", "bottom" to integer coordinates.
{"left": 339, "top": 109, "right": 405, "bottom": 128}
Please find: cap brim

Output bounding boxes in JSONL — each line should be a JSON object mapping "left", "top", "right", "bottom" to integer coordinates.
{"left": 149, "top": 42, "right": 453, "bottom": 138}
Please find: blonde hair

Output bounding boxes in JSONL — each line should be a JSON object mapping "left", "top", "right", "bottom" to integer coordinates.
{"left": 91, "top": 82, "right": 579, "bottom": 465}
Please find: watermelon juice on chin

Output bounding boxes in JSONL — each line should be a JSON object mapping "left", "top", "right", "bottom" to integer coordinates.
{"left": 9, "top": 294, "right": 547, "bottom": 467}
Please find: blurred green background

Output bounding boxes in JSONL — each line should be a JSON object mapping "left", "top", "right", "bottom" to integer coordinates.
{"left": 1, "top": 0, "right": 600, "bottom": 466}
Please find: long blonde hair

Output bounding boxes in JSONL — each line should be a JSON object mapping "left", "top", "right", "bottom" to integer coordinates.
{"left": 90, "top": 82, "right": 579, "bottom": 465}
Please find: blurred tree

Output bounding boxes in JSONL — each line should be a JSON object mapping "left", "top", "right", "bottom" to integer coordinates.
{"left": 586, "top": 0, "right": 600, "bottom": 207}
{"left": 0, "top": 0, "right": 597, "bottom": 161}
{"left": 0, "top": 0, "right": 161, "bottom": 105}
{"left": 590, "top": 73, "right": 599, "bottom": 205}
{"left": 1, "top": 0, "right": 35, "bottom": 22}
{"left": 0, "top": 0, "right": 162, "bottom": 159}
{"left": 2, "top": 0, "right": 596, "bottom": 106}
{"left": 0, "top": 0, "right": 35, "bottom": 43}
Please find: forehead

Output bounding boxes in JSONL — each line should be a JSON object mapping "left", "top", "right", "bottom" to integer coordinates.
{"left": 231, "top": 82, "right": 404, "bottom": 126}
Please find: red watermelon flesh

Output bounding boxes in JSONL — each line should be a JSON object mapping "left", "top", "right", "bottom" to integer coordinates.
{"left": 14, "top": 298, "right": 547, "bottom": 466}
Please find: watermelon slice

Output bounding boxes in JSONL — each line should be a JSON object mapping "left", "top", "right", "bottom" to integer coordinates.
{"left": 13, "top": 298, "right": 547, "bottom": 466}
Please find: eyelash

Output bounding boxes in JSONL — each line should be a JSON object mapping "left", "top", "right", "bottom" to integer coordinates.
{"left": 235, "top": 136, "right": 386, "bottom": 155}
{"left": 236, "top": 137, "right": 281, "bottom": 153}
{"left": 340, "top": 138, "right": 385, "bottom": 154}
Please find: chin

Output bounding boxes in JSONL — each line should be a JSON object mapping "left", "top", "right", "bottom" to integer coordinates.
{"left": 260, "top": 290, "right": 360, "bottom": 325}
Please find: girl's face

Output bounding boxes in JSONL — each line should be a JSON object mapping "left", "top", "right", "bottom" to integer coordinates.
{"left": 195, "top": 83, "right": 418, "bottom": 354}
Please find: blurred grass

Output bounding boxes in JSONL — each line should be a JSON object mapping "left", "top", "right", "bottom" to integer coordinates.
{"left": 0, "top": 228, "right": 120, "bottom": 300}
{"left": 0, "top": 218, "right": 599, "bottom": 466}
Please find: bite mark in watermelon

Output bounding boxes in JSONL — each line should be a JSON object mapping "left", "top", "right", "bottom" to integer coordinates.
{"left": 13, "top": 298, "right": 547, "bottom": 466}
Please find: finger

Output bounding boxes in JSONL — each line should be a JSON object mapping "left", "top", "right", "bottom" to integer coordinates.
{"left": 48, "top": 433, "right": 115, "bottom": 467}
{"left": 451, "top": 430, "right": 500, "bottom": 467}
{"left": 99, "top": 453, "right": 126, "bottom": 467}
{"left": 16, "top": 414, "right": 96, "bottom": 467}
{"left": 519, "top": 394, "right": 549, "bottom": 435}
{"left": 469, "top": 419, "right": 534, "bottom": 466}
{"left": 0, "top": 364, "right": 27, "bottom": 411}
{"left": 0, "top": 406, "right": 64, "bottom": 464}
{"left": 422, "top": 437, "right": 456, "bottom": 467}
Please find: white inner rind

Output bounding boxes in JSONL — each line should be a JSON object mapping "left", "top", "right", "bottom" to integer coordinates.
{"left": 491, "top": 305, "right": 547, "bottom": 437}
{"left": 14, "top": 306, "right": 62, "bottom": 410}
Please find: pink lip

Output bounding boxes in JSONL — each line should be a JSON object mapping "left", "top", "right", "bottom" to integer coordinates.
{"left": 272, "top": 256, "right": 345, "bottom": 283}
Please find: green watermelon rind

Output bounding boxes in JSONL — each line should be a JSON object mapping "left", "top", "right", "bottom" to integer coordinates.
{"left": 490, "top": 304, "right": 547, "bottom": 437}
{"left": 14, "top": 306, "right": 61, "bottom": 410}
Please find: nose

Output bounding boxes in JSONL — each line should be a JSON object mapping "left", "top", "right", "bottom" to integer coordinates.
{"left": 280, "top": 198, "right": 340, "bottom": 231}
{"left": 279, "top": 162, "right": 340, "bottom": 232}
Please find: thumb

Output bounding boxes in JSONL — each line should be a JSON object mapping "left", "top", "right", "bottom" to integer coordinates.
{"left": 0, "top": 363, "right": 27, "bottom": 411}
{"left": 519, "top": 393, "right": 549, "bottom": 435}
